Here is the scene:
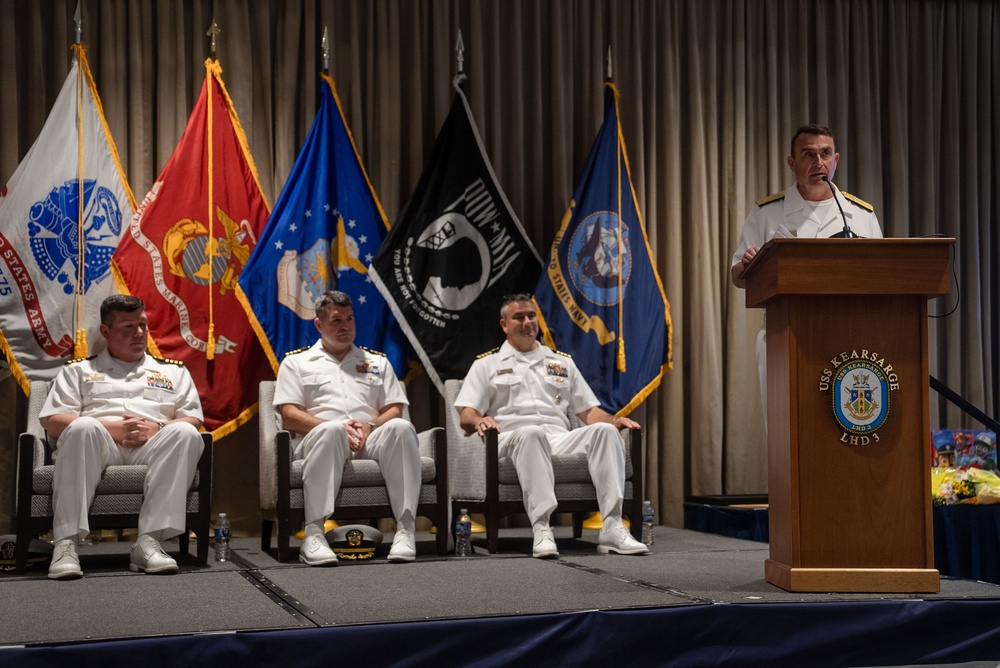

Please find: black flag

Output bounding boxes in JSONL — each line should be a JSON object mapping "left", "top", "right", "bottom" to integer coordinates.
{"left": 369, "top": 76, "right": 542, "bottom": 396}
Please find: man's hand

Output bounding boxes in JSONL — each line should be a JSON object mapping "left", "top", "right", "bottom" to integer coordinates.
{"left": 731, "top": 245, "right": 760, "bottom": 288}
{"left": 611, "top": 415, "right": 640, "bottom": 430}
{"left": 459, "top": 407, "right": 499, "bottom": 437}
{"left": 118, "top": 414, "right": 156, "bottom": 448}
{"left": 740, "top": 246, "right": 760, "bottom": 267}
{"left": 471, "top": 415, "right": 498, "bottom": 437}
{"left": 344, "top": 419, "right": 369, "bottom": 452}
{"left": 579, "top": 406, "right": 640, "bottom": 430}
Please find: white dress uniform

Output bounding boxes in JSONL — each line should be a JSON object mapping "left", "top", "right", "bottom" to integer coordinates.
{"left": 38, "top": 350, "right": 205, "bottom": 544}
{"left": 731, "top": 182, "right": 884, "bottom": 418}
{"left": 454, "top": 341, "right": 628, "bottom": 526}
{"left": 273, "top": 342, "right": 420, "bottom": 527}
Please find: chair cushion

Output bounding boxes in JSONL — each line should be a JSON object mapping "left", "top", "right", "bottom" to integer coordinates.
{"left": 497, "top": 452, "right": 633, "bottom": 485}
{"left": 289, "top": 456, "right": 437, "bottom": 488}
{"left": 286, "top": 485, "right": 438, "bottom": 510}
{"left": 33, "top": 465, "right": 202, "bottom": 495}
{"left": 497, "top": 480, "right": 634, "bottom": 503}
{"left": 31, "top": 492, "right": 202, "bottom": 517}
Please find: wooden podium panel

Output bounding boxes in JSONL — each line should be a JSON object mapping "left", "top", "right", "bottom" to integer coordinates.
{"left": 744, "top": 238, "right": 953, "bottom": 592}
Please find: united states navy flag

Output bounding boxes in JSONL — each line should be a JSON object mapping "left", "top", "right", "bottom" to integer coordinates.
{"left": 534, "top": 82, "right": 672, "bottom": 415}
{"left": 369, "top": 75, "right": 542, "bottom": 396}
{"left": 237, "top": 74, "right": 410, "bottom": 378}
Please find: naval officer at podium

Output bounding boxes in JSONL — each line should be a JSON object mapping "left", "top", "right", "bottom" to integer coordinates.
{"left": 730, "top": 123, "right": 883, "bottom": 419}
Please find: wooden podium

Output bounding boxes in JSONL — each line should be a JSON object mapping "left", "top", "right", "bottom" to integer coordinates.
{"left": 743, "top": 238, "right": 953, "bottom": 593}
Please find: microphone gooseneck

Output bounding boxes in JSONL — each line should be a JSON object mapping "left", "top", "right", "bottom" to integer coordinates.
{"left": 822, "top": 175, "right": 857, "bottom": 239}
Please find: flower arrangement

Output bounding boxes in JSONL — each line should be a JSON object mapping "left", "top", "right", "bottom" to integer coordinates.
{"left": 932, "top": 467, "right": 1000, "bottom": 505}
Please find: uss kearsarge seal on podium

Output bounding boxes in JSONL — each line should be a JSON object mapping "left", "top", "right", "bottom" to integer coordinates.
{"left": 818, "top": 348, "right": 900, "bottom": 445}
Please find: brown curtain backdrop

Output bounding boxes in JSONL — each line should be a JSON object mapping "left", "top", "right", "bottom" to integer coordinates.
{"left": 0, "top": 0, "right": 996, "bottom": 533}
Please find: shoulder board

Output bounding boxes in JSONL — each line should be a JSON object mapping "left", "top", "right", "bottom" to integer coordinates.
{"left": 65, "top": 355, "right": 98, "bottom": 365}
{"left": 476, "top": 347, "right": 500, "bottom": 359}
{"left": 755, "top": 191, "right": 785, "bottom": 207}
{"left": 359, "top": 346, "right": 386, "bottom": 357}
{"left": 552, "top": 349, "right": 573, "bottom": 358}
{"left": 284, "top": 346, "right": 311, "bottom": 357}
{"left": 841, "top": 191, "right": 874, "bottom": 212}
{"left": 151, "top": 356, "right": 185, "bottom": 367}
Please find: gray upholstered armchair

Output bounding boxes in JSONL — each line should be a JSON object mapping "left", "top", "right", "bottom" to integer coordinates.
{"left": 258, "top": 380, "right": 449, "bottom": 561}
{"left": 15, "top": 380, "right": 213, "bottom": 573}
{"left": 444, "top": 378, "right": 643, "bottom": 554}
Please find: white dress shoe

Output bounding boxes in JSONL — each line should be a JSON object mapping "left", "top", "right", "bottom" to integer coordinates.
{"left": 532, "top": 525, "right": 559, "bottom": 558}
{"left": 597, "top": 524, "right": 649, "bottom": 555}
{"left": 388, "top": 526, "right": 416, "bottom": 563}
{"left": 48, "top": 539, "right": 83, "bottom": 580}
{"left": 299, "top": 533, "right": 338, "bottom": 566}
{"left": 130, "top": 535, "right": 179, "bottom": 573}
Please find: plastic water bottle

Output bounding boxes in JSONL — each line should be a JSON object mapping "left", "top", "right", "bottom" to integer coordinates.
{"left": 214, "top": 512, "right": 231, "bottom": 562}
{"left": 641, "top": 500, "right": 655, "bottom": 546}
{"left": 455, "top": 508, "right": 472, "bottom": 557}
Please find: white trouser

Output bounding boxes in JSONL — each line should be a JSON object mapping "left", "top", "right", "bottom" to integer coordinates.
{"left": 756, "top": 325, "right": 767, "bottom": 428}
{"left": 497, "top": 422, "right": 626, "bottom": 526}
{"left": 294, "top": 418, "right": 421, "bottom": 528}
{"left": 51, "top": 417, "right": 204, "bottom": 543}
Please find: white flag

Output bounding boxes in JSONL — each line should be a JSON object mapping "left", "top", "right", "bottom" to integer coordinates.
{"left": 0, "top": 45, "right": 135, "bottom": 392}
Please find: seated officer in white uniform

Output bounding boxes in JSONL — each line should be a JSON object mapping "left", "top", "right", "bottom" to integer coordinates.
{"left": 454, "top": 293, "right": 648, "bottom": 558}
{"left": 40, "top": 295, "right": 205, "bottom": 580}
{"left": 731, "top": 124, "right": 883, "bottom": 419}
{"left": 273, "top": 290, "right": 421, "bottom": 566}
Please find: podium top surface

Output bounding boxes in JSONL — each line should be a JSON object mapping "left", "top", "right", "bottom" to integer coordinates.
{"left": 743, "top": 237, "right": 954, "bottom": 308}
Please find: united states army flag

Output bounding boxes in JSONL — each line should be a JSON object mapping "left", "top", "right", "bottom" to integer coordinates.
{"left": 0, "top": 45, "right": 134, "bottom": 393}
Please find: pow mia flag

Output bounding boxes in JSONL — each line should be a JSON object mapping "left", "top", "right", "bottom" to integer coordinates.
{"left": 369, "top": 75, "right": 541, "bottom": 397}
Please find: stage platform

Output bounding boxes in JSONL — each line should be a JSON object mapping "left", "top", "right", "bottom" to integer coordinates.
{"left": 3, "top": 526, "right": 1000, "bottom": 667}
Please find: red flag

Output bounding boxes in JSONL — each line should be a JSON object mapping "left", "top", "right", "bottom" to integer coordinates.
{"left": 112, "top": 59, "right": 272, "bottom": 438}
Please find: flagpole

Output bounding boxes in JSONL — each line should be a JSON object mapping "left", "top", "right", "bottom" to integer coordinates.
{"left": 74, "top": 1, "right": 82, "bottom": 44}
{"left": 322, "top": 26, "right": 329, "bottom": 75}
{"left": 205, "top": 19, "right": 221, "bottom": 361}
{"left": 73, "top": 3, "right": 88, "bottom": 358}
{"left": 607, "top": 47, "right": 626, "bottom": 374}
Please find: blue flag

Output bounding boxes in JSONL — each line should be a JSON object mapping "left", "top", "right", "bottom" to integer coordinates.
{"left": 534, "top": 82, "right": 672, "bottom": 415}
{"left": 237, "top": 74, "right": 411, "bottom": 378}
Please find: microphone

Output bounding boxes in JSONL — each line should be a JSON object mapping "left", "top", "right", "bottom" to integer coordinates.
{"left": 823, "top": 175, "right": 857, "bottom": 238}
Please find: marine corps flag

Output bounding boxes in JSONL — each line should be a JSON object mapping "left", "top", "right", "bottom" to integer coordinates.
{"left": 112, "top": 59, "right": 271, "bottom": 437}
{"left": 369, "top": 75, "right": 542, "bottom": 397}
{"left": 237, "top": 74, "right": 410, "bottom": 378}
{"left": 535, "top": 82, "right": 672, "bottom": 415}
{"left": 0, "top": 45, "right": 134, "bottom": 393}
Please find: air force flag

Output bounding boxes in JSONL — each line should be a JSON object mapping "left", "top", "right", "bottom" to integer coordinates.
{"left": 237, "top": 74, "right": 410, "bottom": 378}
{"left": 369, "top": 75, "right": 542, "bottom": 396}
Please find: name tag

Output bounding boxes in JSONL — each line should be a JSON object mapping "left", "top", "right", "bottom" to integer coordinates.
{"left": 496, "top": 368, "right": 513, "bottom": 375}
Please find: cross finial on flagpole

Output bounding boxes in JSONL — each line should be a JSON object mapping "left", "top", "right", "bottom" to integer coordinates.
{"left": 74, "top": 1, "right": 82, "bottom": 44}
{"left": 322, "top": 26, "right": 330, "bottom": 74}
{"left": 207, "top": 19, "right": 221, "bottom": 58}
{"left": 606, "top": 45, "right": 613, "bottom": 81}
{"left": 456, "top": 30, "right": 465, "bottom": 74}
